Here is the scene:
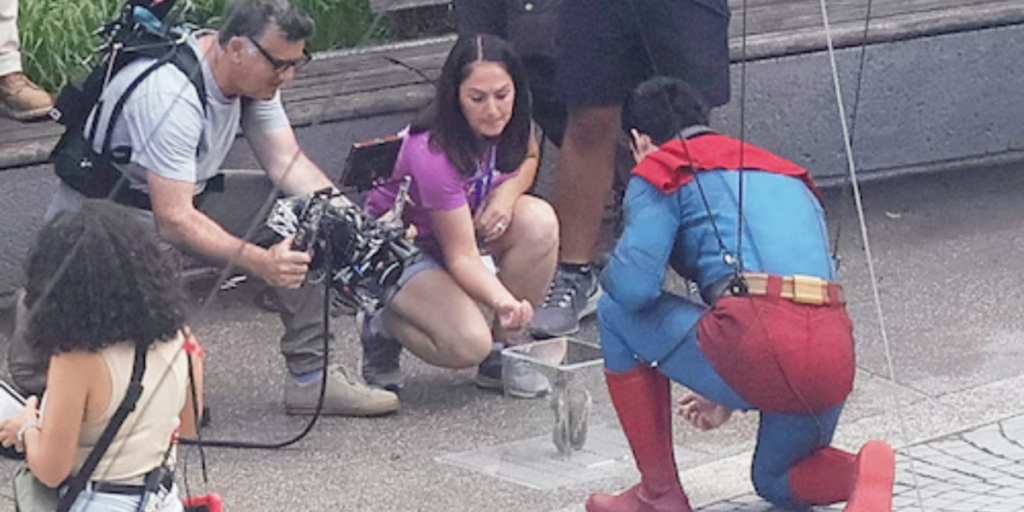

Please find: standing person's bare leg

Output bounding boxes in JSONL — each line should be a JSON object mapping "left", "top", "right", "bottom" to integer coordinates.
{"left": 556, "top": 106, "right": 620, "bottom": 265}
{"left": 530, "top": 105, "right": 618, "bottom": 338}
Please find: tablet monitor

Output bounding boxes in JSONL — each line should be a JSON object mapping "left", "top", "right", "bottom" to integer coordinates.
{"left": 0, "top": 380, "right": 26, "bottom": 422}
{"left": 339, "top": 134, "right": 403, "bottom": 192}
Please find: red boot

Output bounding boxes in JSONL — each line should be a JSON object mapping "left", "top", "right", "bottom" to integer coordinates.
{"left": 790, "top": 441, "right": 895, "bottom": 512}
{"left": 586, "top": 366, "right": 693, "bottom": 512}
{"left": 844, "top": 441, "right": 896, "bottom": 512}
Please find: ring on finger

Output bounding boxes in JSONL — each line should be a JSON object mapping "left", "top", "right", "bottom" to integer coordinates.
{"left": 495, "top": 221, "right": 507, "bottom": 233}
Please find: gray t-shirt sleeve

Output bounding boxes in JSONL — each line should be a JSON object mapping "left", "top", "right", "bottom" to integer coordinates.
{"left": 241, "top": 90, "right": 290, "bottom": 136}
{"left": 109, "top": 62, "right": 205, "bottom": 184}
{"left": 124, "top": 89, "right": 204, "bottom": 183}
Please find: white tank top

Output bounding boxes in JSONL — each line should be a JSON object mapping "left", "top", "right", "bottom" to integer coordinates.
{"left": 74, "top": 334, "right": 188, "bottom": 484}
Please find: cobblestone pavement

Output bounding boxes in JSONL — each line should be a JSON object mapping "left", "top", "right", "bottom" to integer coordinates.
{"left": 699, "top": 414, "right": 1024, "bottom": 512}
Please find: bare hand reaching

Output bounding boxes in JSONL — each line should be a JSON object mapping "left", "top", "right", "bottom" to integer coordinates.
{"left": 677, "top": 391, "right": 733, "bottom": 431}
{"left": 493, "top": 297, "right": 534, "bottom": 334}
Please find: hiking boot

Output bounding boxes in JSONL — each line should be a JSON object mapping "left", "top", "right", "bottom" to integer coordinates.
{"left": 284, "top": 365, "right": 399, "bottom": 417}
{"left": 474, "top": 343, "right": 551, "bottom": 399}
{"left": 0, "top": 73, "right": 54, "bottom": 121}
{"left": 358, "top": 309, "right": 404, "bottom": 392}
{"left": 530, "top": 265, "right": 602, "bottom": 338}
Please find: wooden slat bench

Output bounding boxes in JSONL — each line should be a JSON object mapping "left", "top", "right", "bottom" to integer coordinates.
{"left": 2, "top": 0, "right": 1022, "bottom": 171}
{"left": 369, "top": 0, "right": 450, "bottom": 13}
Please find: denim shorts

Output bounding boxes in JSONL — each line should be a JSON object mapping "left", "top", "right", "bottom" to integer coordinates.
{"left": 70, "top": 484, "right": 183, "bottom": 512}
{"left": 396, "top": 253, "right": 497, "bottom": 289}
{"left": 396, "top": 252, "right": 443, "bottom": 288}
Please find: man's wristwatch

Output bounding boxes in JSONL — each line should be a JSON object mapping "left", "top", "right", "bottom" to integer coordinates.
{"left": 16, "top": 421, "right": 40, "bottom": 444}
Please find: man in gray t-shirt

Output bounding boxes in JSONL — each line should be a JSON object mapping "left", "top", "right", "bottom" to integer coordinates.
{"left": 11, "top": 0, "right": 399, "bottom": 417}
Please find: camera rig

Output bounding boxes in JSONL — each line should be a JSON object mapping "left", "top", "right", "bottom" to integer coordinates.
{"left": 267, "top": 184, "right": 419, "bottom": 312}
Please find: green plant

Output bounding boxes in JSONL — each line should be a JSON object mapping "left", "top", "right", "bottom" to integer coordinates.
{"left": 293, "top": 0, "right": 387, "bottom": 50}
{"left": 17, "top": 0, "right": 386, "bottom": 94}
{"left": 189, "top": 0, "right": 388, "bottom": 49}
{"left": 18, "top": 0, "right": 122, "bottom": 94}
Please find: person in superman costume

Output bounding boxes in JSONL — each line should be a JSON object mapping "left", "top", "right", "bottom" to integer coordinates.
{"left": 586, "top": 76, "right": 897, "bottom": 512}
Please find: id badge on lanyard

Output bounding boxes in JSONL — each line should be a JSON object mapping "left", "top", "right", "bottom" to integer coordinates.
{"left": 471, "top": 148, "right": 498, "bottom": 212}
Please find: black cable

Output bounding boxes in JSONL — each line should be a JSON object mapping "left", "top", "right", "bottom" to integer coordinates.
{"left": 101, "top": 0, "right": 409, "bottom": 455}
{"left": 621, "top": 0, "right": 843, "bottom": 431}
{"left": 179, "top": 239, "right": 333, "bottom": 450}
{"left": 12, "top": 2, "right": 381, "bottom": 508}
{"left": 827, "top": 0, "right": 878, "bottom": 271}
{"left": 184, "top": 350, "right": 208, "bottom": 477}
{"left": 383, "top": 55, "right": 435, "bottom": 85}
{"left": 624, "top": 0, "right": 746, "bottom": 277}
{"left": 735, "top": 0, "right": 749, "bottom": 275}
{"left": 181, "top": 444, "right": 192, "bottom": 504}
{"left": 690, "top": 170, "right": 737, "bottom": 268}
{"left": 167, "top": 0, "right": 415, "bottom": 453}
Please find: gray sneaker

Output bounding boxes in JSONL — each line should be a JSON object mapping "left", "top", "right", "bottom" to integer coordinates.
{"left": 529, "top": 266, "right": 602, "bottom": 338}
{"left": 285, "top": 365, "right": 400, "bottom": 417}
{"left": 502, "top": 357, "right": 551, "bottom": 399}
{"left": 474, "top": 344, "right": 550, "bottom": 399}
{"left": 358, "top": 309, "right": 404, "bottom": 392}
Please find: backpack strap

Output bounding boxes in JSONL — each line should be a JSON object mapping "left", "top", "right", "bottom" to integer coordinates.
{"left": 56, "top": 343, "right": 148, "bottom": 512}
{"left": 49, "top": 6, "right": 209, "bottom": 210}
{"left": 171, "top": 41, "right": 208, "bottom": 113}
{"left": 96, "top": 41, "right": 207, "bottom": 161}
{"left": 79, "top": 40, "right": 207, "bottom": 211}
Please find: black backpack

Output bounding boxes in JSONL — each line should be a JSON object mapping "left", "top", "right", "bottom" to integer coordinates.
{"left": 49, "top": 0, "right": 207, "bottom": 210}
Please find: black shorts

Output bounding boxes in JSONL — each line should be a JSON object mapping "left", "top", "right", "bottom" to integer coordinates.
{"left": 555, "top": 0, "right": 731, "bottom": 109}
{"left": 520, "top": 55, "right": 567, "bottom": 146}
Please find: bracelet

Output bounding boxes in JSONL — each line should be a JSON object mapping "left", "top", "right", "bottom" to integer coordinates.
{"left": 16, "top": 421, "right": 40, "bottom": 444}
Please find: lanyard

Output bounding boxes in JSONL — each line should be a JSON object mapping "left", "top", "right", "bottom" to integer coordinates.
{"left": 471, "top": 147, "right": 498, "bottom": 211}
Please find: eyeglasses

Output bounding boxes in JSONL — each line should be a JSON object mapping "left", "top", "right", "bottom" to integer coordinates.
{"left": 247, "top": 36, "right": 312, "bottom": 73}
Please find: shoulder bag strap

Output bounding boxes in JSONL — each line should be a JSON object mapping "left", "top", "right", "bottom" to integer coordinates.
{"left": 56, "top": 343, "right": 148, "bottom": 512}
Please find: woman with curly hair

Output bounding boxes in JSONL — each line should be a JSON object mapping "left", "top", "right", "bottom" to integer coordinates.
{"left": 0, "top": 199, "right": 194, "bottom": 512}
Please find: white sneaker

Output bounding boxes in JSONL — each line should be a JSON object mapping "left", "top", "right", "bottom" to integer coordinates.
{"left": 284, "top": 365, "right": 399, "bottom": 416}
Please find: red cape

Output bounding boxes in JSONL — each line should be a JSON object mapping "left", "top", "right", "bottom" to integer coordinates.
{"left": 632, "top": 134, "right": 822, "bottom": 201}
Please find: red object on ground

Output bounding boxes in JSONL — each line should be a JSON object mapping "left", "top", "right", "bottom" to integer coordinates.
{"left": 183, "top": 493, "right": 224, "bottom": 512}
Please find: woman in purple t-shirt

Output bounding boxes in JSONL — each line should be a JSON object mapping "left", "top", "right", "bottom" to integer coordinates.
{"left": 362, "top": 34, "right": 558, "bottom": 398}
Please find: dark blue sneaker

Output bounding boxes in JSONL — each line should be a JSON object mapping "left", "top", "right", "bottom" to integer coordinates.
{"left": 358, "top": 309, "right": 404, "bottom": 392}
{"left": 529, "top": 266, "right": 602, "bottom": 338}
{"left": 473, "top": 343, "right": 505, "bottom": 391}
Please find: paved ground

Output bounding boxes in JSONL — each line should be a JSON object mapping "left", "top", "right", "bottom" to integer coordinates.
{"left": 2, "top": 161, "right": 1024, "bottom": 512}
{"left": 705, "top": 414, "right": 1024, "bottom": 512}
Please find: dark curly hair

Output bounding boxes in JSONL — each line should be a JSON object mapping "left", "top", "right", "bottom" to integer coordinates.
{"left": 23, "top": 200, "right": 187, "bottom": 356}
{"left": 622, "top": 76, "right": 711, "bottom": 145}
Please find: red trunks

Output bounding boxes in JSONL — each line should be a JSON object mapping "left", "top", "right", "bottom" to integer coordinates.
{"left": 697, "top": 290, "right": 855, "bottom": 414}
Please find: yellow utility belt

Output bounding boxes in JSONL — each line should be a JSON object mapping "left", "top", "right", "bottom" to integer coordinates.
{"left": 740, "top": 272, "right": 845, "bottom": 306}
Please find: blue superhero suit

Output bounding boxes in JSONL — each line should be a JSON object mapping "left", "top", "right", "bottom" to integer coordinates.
{"left": 586, "top": 131, "right": 895, "bottom": 512}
